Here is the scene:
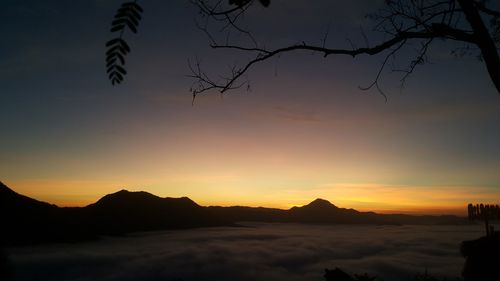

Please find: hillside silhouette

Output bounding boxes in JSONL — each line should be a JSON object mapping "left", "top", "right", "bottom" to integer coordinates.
{"left": 85, "top": 189, "right": 228, "bottom": 234}
{"left": 209, "top": 197, "right": 466, "bottom": 225}
{"left": 0, "top": 182, "right": 467, "bottom": 245}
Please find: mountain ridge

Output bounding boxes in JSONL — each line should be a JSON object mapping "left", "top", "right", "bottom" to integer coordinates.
{"left": 0, "top": 183, "right": 468, "bottom": 246}
{"left": 88, "top": 189, "right": 199, "bottom": 208}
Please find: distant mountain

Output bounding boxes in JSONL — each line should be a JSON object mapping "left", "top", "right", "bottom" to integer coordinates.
{"left": 85, "top": 190, "right": 227, "bottom": 234}
{"left": 1, "top": 181, "right": 98, "bottom": 245}
{"left": 0, "top": 182, "right": 468, "bottom": 246}
{"left": 288, "top": 198, "right": 384, "bottom": 224}
{"left": 300, "top": 198, "right": 338, "bottom": 209}
{"left": 207, "top": 197, "right": 465, "bottom": 225}
{"left": 0, "top": 181, "right": 56, "bottom": 211}
{"left": 288, "top": 198, "right": 466, "bottom": 225}
{"left": 0, "top": 183, "right": 230, "bottom": 245}
{"left": 0, "top": 181, "right": 64, "bottom": 244}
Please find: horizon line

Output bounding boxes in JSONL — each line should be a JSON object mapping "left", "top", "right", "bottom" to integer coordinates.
{"left": 4, "top": 185, "right": 469, "bottom": 217}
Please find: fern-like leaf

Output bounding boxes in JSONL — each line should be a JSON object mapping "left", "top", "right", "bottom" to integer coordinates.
{"left": 110, "top": 2, "right": 143, "bottom": 34}
{"left": 105, "top": 1, "right": 143, "bottom": 86}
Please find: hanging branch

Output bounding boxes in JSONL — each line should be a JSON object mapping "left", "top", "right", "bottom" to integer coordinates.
{"left": 105, "top": 1, "right": 144, "bottom": 85}
{"left": 102, "top": 1, "right": 500, "bottom": 96}
{"left": 189, "top": 0, "right": 500, "bottom": 98}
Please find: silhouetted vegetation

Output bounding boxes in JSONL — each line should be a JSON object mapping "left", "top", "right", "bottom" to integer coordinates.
{"left": 468, "top": 203, "right": 500, "bottom": 235}
{"left": 468, "top": 203, "right": 500, "bottom": 220}
{"left": 105, "top": 1, "right": 500, "bottom": 97}
{"left": 105, "top": 1, "right": 143, "bottom": 85}
{"left": 189, "top": 0, "right": 500, "bottom": 98}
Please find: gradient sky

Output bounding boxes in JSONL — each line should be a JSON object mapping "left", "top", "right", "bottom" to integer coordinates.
{"left": 1, "top": 0, "right": 500, "bottom": 215}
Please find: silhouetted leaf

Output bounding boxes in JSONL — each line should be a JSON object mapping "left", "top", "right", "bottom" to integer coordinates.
{"left": 111, "top": 52, "right": 125, "bottom": 65}
{"left": 106, "top": 46, "right": 127, "bottom": 56}
{"left": 112, "top": 19, "right": 128, "bottom": 26}
{"left": 105, "top": 38, "right": 120, "bottom": 47}
{"left": 106, "top": 58, "right": 117, "bottom": 68}
{"left": 111, "top": 25, "right": 125, "bottom": 32}
{"left": 122, "top": 2, "right": 143, "bottom": 13}
{"left": 126, "top": 21, "right": 137, "bottom": 33}
{"left": 127, "top": 16, "right": 139, "bottom": 27}
{"left": 259, "top": 0, "right": 270, "bottom": 7}
{"left": 108, "top": 71, "right": 123, "bottom": 81}
{"left": 105, "top": 1, "right": 143, "bottom": 85}
{"left": 115, "top": 65, "right": 127, "bottom": 75}
{"left": 106, "top": 51, "right": 125, "bottom": 65}
{"left": 116, "top": 8, "right": 142, "bottom": 21}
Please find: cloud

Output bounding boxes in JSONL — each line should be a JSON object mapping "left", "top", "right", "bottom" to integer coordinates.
{"left": 7, "top": 223, "right": 483, "bottom": 281}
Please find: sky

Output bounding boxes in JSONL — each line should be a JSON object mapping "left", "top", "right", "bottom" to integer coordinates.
{"left": 1, "top": 0, "right": 500, "bottom": 215}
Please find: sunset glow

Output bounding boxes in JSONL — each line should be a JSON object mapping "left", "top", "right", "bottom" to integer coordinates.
{"left": 1, "top": 1, "right": 499, "bottom": 216}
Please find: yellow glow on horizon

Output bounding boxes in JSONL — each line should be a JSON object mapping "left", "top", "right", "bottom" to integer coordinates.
{"left": 3, "top": 93, "right": 499, "bottom": 217}
{"left": 5, "top": 179, "right": 499, "bottom": 216}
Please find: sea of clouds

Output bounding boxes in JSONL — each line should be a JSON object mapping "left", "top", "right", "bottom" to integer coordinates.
{"left": 7, "top": 223, "right": 487, "bottom": 281}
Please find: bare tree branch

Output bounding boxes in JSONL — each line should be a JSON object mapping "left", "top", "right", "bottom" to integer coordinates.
{"left": 188, "top": 0, "right": 500, "bottom": 98}
{"left": 191, "top": 23, "right": 476, "bottom": 96}
{"left": 104, "top": 1, "right": 500, "bottom": 96}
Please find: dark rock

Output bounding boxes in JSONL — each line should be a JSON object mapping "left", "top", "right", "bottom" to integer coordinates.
{"left": 461, "top": 232, "right": 500, "bottom": 281}
{"left": 324, "top": 268, "right": 354, "bottom": 281}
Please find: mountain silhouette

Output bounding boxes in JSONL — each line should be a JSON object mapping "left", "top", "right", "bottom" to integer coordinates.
{"left": 91, "top": 189, "right": 199, "bottom": 208}
{"left": 0, "top": 181, "right": 67, "bottom": 244}
{"left": 289, "top": 198, "right": 377, "bottom": 224}
{"left": 299, "top": 198, "right": 338, "bottom": 209}
{"left": 0, "top": 183, "right": 229, "bottom": 245}
{"left": 0, "top": 181, "right": 56, "bottom": 211}
{"left": 85, "top": 190, "right": 226, "bottom": 234}
{"left": 0, "top": 182, "right": 467, "bottom": 246}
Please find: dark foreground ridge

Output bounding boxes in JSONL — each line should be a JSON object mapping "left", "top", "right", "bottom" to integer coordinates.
{"left": 461, "top": 232, "right": 500, "bottom": 281}
{"left": 0, "top": 181, "right": 467, "bottom": 245}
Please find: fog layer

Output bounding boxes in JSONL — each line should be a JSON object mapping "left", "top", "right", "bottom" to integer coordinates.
{"left": 8, "top": 224, "right": 485, "bottom": 281}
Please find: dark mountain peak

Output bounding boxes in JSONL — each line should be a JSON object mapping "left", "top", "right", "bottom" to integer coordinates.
{"left": 113, "top": 189, "right": 146, "bottom": 196}
{"left": 171, "top": 196, "right": 199, "bottom": 206}
{"left": 304, "top": 198, "right": 337, "bottom": 209}
{"left": 0, "top": 181, "right": 56, "bottom": 212}
{"left": 92, "top": 189, "right": 161, "bottom": 206}
{"left": 0, "top": 181, "right": 14, "bottom": 193}
{"left": 0, "top": 181, "right": 19, "bottom": 201}
{"left": 89, "top": 189, "right": 199, "bottom": 209}
{"left": 84, "top": 190, "right": 211, "bottom": 236}
{"left": 1, "top": 181, "right": 8, "bottom": 189}
{"left": 288, "top": 198, "right": 349, "bottom": 223}
{"left": 1, "top": 184, "right": 468, "bottom": 246}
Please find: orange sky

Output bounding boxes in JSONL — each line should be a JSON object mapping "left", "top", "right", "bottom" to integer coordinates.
{"left": 1, "top": 1, "right": 500, "bottom": 217}
{"left": 3, "top": 89, "right": 500, "bottom": 216}
{"left": 5, "top": 178, "right": 499, "bottom": 216}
